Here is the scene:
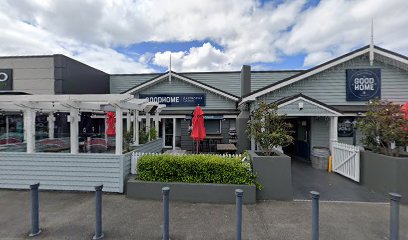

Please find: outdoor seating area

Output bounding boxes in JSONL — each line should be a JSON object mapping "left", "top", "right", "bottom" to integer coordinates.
{"left": 0, "top": 94, "right": 165, "bottom": 155}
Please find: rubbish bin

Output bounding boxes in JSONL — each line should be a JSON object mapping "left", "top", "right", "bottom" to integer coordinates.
{"left": 311, "top": 147, "right": 330, "bottom": 170}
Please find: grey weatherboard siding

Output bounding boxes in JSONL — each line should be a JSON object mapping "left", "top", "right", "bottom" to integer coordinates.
{"left": 135, "top": 76, "right": 237, "bottom": 110}
{"left": 260, "top": 53, "right": 408, "bottom": 105}
{"left": 0, "top": 152, "right": 132, "bottom": 193}
{"left": 110, "top": 71, "right": 302, "bottom": 97}
{"left": 277, "top": 99, "right": 336, "bottom": 116}
{"left": 0, "top": 56, "right": 55, "bottom": 94}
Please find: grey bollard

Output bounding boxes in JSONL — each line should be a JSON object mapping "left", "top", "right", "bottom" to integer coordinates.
{"left": 162, "top": 187, "right": 170, "bottom": 240}
{"left": 235, "top": 189, "right": 244, "bottom": 240}
{"left": 310, "top": 191, "right": 320, "bottom": 240}
{"left": 93, "top": 185, "right": 104, "bottom": 240}
{"left": 29, "top": 183, "right": 41, "bottom": 237}
{"left": 389, "top": 193, "right": 402, "bottom": 240}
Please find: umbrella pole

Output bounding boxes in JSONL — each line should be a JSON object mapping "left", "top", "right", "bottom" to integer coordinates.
{"left": 196, "top": 140, "right": 199, "bottom": 154}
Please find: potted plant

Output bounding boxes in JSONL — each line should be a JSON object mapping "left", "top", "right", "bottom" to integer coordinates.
{"left": 357, "top": 99, "right": 408, "bottom": 203}
{"left": 246, "top": 101, "right": 294, "bottom": 200}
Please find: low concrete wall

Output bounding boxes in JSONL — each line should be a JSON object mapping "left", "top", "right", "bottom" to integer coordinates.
{"left": 133, "top": 138, "right": 163, "bottom": 153}
{"left": 250, "top": 151, "right": 293, "bottom": 200}
{"left": 0, "top": 152, "right": 132, "bottom": 193}
{"left": 127, "top": 179, "right": 256, "bottom": 204}
{"left": 360, "top": 151, "right": 408, "bottom": 203}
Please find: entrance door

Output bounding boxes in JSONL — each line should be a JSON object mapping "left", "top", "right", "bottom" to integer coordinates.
{"left": 164, "top": 119, "right": 173, "bottom": 148}
{"left": 283, "top": 117, "right": 310, "bottom": 160}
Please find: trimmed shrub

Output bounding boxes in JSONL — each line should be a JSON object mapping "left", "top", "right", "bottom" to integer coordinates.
{"left": 137, "top": 154, "right": 258, "bottom": 187}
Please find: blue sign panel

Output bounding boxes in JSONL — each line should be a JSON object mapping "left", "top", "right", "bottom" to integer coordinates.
{"left": 139, "top": 93, "right": 206, "bottom": 107}
{"left": 0, "top": 69, "right": 13, "bottom": 90}
{"left": 346, "top": 69, "right": 381, "bottom": 101}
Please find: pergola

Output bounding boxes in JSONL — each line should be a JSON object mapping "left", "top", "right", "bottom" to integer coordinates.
{"left": 0, "top": 94, "right": 165, "bottom": 155}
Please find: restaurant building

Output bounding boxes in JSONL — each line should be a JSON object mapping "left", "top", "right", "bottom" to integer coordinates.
{"left": 1, "top": 44, "right": 407, "bottom": 159}
{"left": 111, "top": 45, "right": 408, "bottom": 158}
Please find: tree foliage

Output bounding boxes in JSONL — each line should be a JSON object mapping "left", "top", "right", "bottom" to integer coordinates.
{"left": 357, "top": 99, "right": 408, "bottom": 156}
{"left": 247, "top": 101, "right": 294, "bottom": 156}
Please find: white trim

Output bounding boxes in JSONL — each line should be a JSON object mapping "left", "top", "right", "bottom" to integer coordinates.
{"left": 123, "top": 72, "right": 240, "bottom": 102}
{"left": 240, "top": 48, "right": 371, "bottom": 104}
{"left": 278, "top": 96, "right": 342, "bottom": 116}
{"left": 374, "top": 48, "right": 408, "bottom": 65}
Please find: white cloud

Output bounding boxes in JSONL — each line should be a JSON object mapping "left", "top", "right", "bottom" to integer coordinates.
{"left": 0, "top": 0, "right": 408, "bottom": 72}
{"left": 153, "top": 43, "right": 232, "bottom": 72}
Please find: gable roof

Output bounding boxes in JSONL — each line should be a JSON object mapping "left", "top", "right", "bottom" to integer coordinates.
{"left": 276, "top": 94, "right": 342, "bottom": 116}
{"left": 121, "top": 71, "right": 240, "bottom": 102}
{"left": 239, "top": 45, "right": 408, "bottom": 104}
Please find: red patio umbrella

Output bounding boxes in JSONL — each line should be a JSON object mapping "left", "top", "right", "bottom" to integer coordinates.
{"left": 191, "top": 106, "right": 206, "bottom": 153}
{"left": 402, "top": 102, "right": 408, "bottom": 119}
{"left": 106, "top": 112, "right": 116, "bottom": 137}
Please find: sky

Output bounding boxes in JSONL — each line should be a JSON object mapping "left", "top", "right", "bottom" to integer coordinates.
{"left": 1, "top": 0, "right": 407, "bottom": 74}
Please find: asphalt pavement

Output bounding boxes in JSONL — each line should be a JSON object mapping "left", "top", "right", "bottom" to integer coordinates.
{"left": 0, "top": 190, "right": 407, "bottom": 240}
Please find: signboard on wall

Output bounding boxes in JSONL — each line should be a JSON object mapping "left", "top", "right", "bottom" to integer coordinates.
{"left": 139, "top": 93, "right": 206, "bottom": 107}
{"left": 338, "top": 117, "right": 356, "bottom": 137}
{"left": 346, "top": 69, "right": 381, "bottom": 101}
{"left": 0, "top": 69, "right": 13, "bottom": 90}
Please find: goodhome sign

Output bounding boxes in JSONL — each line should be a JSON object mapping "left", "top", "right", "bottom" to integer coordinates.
{"left": 0, "top": 69, "right": 13, "bottom": 90}
{"left": 139, "top": 93, "right": 206, "bottom": 107}
{"left": 346, "top": 69, "right": 381, "bottom": 101}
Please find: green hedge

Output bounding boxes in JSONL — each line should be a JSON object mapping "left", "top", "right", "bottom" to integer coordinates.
{"left": 137, "top": 154, "right": 257, "bottom": 187}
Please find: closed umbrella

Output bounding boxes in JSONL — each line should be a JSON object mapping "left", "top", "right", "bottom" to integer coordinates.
{"left": 191, "top": 106, "right": 206, "bottom": 153}
{"left": 402, "top": 102, "right": 408, "bottom": 119}
{"left": 106, "top": 112, "right": 116, "bottom": 137}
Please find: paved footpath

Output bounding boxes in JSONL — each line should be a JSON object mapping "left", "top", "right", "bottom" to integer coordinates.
{"left": 0, "top": 190, "right": 407, "bottom": 240}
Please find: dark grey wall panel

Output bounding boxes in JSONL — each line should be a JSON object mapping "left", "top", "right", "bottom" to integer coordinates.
{"left": 54, "top": 55, "right": 109, "bottom": 94}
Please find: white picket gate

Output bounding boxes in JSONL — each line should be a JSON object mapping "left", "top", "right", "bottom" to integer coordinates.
{"left": 130, "top": 152, "right": 242, "bottom": 175}
{"left": 332, "top": 142, "right": 360, "bottom": 182}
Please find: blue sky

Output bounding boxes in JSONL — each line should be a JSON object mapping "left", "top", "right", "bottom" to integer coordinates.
{"left": 0, "top": 0, "right": 407, "bottom": 73}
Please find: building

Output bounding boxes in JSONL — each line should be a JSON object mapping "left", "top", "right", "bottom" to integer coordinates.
{"left": 1, "top": 44, "right": 407, "bottom": 159}
{"left": 110, "top": 45, "right": 408, "bottom": 158}
{"left": 0, "top": 55, "right": 110, "bottom": 143}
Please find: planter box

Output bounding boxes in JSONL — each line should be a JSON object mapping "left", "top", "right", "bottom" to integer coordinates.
{"left": 250, "top": 151, "right": 293, "bottom": 200}
{"left": 126, "top": 178, "right": 256, "bottom": 204}
{"left": 361, "top": 151, "right": 408, "bottom": 204}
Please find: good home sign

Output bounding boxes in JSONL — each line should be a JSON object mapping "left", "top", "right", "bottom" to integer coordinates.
{"left": 346, "top": 69, "right": 381, "bottom": 101}
{"left": 0, "top": 69, "right": 13, "bottom": 90}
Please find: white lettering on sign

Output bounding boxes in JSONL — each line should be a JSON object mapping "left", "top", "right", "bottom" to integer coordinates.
{"left": 145, "top": 96, "right": 180, "bottom": 103}
{"left": 353, "top": 77, "right": 375, "bottom": 91}
{"left": 0, "top": 72, "right": 8, "bottom": 82}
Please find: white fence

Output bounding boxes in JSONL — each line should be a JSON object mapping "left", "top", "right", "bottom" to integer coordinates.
{"left": 332, "top": 142, "right": 360, "bottom": 182}
{"left": 130, "top": 152, "right": 243, "bottom": 174}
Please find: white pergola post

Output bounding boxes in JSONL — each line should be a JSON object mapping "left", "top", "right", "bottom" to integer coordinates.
{"left": 24, "top": 109, "right": 36, "bottom": 153}
{"left": 69, "top": 108, "right": 79, "bottom": 154}
{"left": 47, "top": 112, "right": 55, "bottom": 139}
{"left": 154, "top": 111, "right": 159, "bottom": 138}
{"left": 134, "top": 110, "right": 139, "bottom": 145}
{"left": 329, "top": 116, "right": 338, "bottom": 154}
{"left": 251, "top": 137, "right": 255, "bottom": 151}
{"left": 172, "top": 117, "right": 176, "bottom": 150}
{"left": 126, "top": 111, "right": 131, "bottom": 133}
{"left": 146, "top": 112, "right": 151, "bottom": 141}
{"left": 115, "top": 106, "right": 123, "bottom": 155}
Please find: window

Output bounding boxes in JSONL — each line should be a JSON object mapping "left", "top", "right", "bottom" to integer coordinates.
{"left": 204, "top": 120, "right": 221, "bottom": 134}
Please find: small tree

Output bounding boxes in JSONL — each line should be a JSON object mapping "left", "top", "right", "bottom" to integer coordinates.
{"left": 357, "top": 99, "right": 408, "bottom": 156}
{"left": 123, "top": 130, "right": 133, "bottom": 152}
{"left": 149, "top": 127, "right": 158, "bottom": 141}
{"left": 247, "top": 101, "right": 294, "bottom": 156}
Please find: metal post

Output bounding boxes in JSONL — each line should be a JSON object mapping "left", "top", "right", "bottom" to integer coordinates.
{"left": 93, "top": 185, "right": 104, "bottom": 240}
{"left": 235, "top": 189, "right": 243, "bottom": 240}
{"left": 389, "top": 193, "right": 402, "bottom": 240}
{"left": 29, "top": 183, "right": 41, "bottom": 237}
{"left": 162, "top": 187, "right": 170, "bottom": 240}
{"left": 310, "top": 191, "right": 320, "bottom": 240}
